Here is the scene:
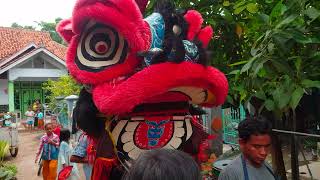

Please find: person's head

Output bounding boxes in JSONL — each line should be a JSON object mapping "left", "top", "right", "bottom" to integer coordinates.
{"left": 60, "top": 129, "right": 71, "bottom": 143}
{"left": 51, "top": 121, "right": 60, "bottom": 129}
{"left": 28, "top": 107, "right": 32, "bottom": 111}
{"left": 238, "top": 117, "right": 272, "bottom": 167}
{"left": 45, "top": 123, "right": 54, "bottom": 136}
{"left": 123, "top": 149, "right": 201, "bottom": 180}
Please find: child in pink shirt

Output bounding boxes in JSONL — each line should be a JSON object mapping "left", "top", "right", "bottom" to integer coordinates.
{"left": 35, "top": 123, "right": 60, "bottom": 180}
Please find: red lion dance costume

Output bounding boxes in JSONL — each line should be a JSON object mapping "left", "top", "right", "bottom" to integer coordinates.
{"left": 57, "top": 0, "right": 228, "bottom": 179}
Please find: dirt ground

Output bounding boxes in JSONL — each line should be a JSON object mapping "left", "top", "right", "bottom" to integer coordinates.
{"left": 4, "top": 130, "right": 85, "bottom": 180}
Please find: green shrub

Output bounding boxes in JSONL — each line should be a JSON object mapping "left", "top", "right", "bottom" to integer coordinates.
{"left": 0, "top": 141, "right": 9, "bottom": 162}
{"left": 0, "top": 164, "right": 17, "bottom": 180}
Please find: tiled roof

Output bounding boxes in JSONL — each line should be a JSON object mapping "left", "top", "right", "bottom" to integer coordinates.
{"left": 0, "top": 27, "right": 67, "bottom": 63}
{"left": 0, "top": 47, "right": 37, "bottom": 69}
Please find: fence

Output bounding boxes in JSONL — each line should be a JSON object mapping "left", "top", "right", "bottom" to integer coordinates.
{"left": 221, "top": 105, "right": 246, "bottom": 145}
{"left": 272, "top": 129, "right": 320, "bottom": 179}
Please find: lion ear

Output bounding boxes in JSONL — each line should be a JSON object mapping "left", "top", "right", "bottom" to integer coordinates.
{"left": 197, "top": 26, "right": 214, "bottom": 48}
{"left": 184, "top": 10, "right": 203, "bottom": 41}
{"left": 56, "top": 19, "right": 75, "bottom": 44}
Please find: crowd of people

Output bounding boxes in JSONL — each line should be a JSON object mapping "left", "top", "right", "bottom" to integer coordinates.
{"left": 23, "top": 100, "right": 44, "bottom": 130}
{"left": 35, "top": 122, "right": 93, "bottom": 180}
{"left": 35, "top": 122, "right": 202, "bottom": 180}
{"left": 33, "top": 116, "right": 276, "bottom": 180}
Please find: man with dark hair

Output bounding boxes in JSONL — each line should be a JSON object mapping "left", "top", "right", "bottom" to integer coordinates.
{"left": 123, "top": 149, "right": 201, "bottom": 180}
{"left": 219, "top": 117, "right": 277, "bottom": 180}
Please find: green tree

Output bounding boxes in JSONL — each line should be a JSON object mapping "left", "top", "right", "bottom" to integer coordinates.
{"left": 42, "top": 75, "right": 82, "bottom": 109}
{"left": 10, "top": 18, "right": 65, "bottom": 44}
{"left": 11, "top": 22, "right": 35, "bottom": 30}
{"left": 36, "top": 18, "right": 65, "bottom": 44}
{"left": 146, "top": 0, "right": 320, "bottom": 179}
{"left": 227, "top": 1, "right": 320, "bottom": 179}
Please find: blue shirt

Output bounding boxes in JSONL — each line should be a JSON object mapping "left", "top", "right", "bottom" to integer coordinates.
{"left": 72, "top": 133, "right": 93, "bottom": 180}
{"left": 37, "top": 112, "right": 44, "bottom": 119}
{"left": 38, "top": 134, "right": 59, "bottom": 160}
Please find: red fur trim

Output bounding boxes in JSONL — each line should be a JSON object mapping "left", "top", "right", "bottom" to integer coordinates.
{"left": 56, "top": 19, "right": 74, "bottom": 43}
{"left": 72, "top": 1, "right": 151, "bottom": 52}
{"left": 197, "top": 26, "right": 213, "bottom": 48}
{"left": 184, "top": 10, "right": 203, "bottom": 41}
{"left": 64, "top": 0, "right": 152, "bottom": 85}
{"left": 92, "top": 62, "right": 228, "bottom": 115}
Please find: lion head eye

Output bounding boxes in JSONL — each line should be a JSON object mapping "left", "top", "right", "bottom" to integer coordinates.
{"left": 75, "top": 21, "right": 128, "bottom": 72}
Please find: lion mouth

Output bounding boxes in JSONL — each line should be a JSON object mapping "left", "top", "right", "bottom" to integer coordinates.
{"left": 92, "top": 62, "right": 228, "bottom": 116}
{"left": 169, "top": 87, "right": 215, "bottom": 105}
{"left": 128, "top": 87, "right": 215, "bottom": 116}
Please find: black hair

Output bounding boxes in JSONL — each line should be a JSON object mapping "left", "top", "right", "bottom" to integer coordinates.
{"left": 148, "top": 0, "right": 208, "bottom": 66}
{"left": 137, "top": 0, "right": 209, "bottom": 67}
{"left": 152, "top": 0, "right": 187, "bottom": 63}
{"left": 123, "top": 149, "right": 201, "bottom": 180}
{"left": 72, "top": 88, "right": 106, "bottom": 138}
{"left": 60, "top": 128, "right": 71, "bottom": 143}
{"left": 237, "top": 117, "right": 272, "bottom": 141}
{"left": 44, "top": 122, "right": 53, "bottom": 130}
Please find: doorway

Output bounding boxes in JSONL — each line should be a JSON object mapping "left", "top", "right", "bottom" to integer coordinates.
{"left": 14, "top": 82, "right": 46, "bottom": 118}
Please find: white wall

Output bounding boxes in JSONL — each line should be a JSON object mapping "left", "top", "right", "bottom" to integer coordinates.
{"left": 0, "top": 79, "right": 8, "bottom": 105}
{"left": 8, "top": 68, "right": 67, "bottom": 81}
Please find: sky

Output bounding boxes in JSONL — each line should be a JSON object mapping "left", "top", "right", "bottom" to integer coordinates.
{"left": 0, "top": 0, "right": 77, "bottom": 28}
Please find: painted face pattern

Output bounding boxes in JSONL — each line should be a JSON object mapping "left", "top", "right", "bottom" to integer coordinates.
{"left": 76, "top": 21, "right": 128, "bottom": 72}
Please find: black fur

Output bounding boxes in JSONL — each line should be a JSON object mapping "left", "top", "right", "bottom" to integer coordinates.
{"left": 151, "top": 0, "right": 187, "bottom": 64}
{"left": 146, "top": 0, "right": 209, "bottom": 66}
{"left": 73, "top": 88, "right": 106, "bottom": 138}
{"left": 194, "top": 40, "right": 209, "bottom": 66}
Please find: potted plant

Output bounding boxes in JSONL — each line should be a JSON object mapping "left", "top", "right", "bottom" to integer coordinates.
{"left": 0, "top": 140, "right": 17, "bottom": 180}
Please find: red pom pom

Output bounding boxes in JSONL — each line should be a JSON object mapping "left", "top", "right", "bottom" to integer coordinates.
{"left": 197, "top": 26, "right": 214, "bottom": 48}
{"left": 184, "top": 10, "right": 203, "bottom": 41}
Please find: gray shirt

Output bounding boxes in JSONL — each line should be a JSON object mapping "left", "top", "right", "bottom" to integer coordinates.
{"left": 218, "top": 155, "right": 275, "bottom": 180}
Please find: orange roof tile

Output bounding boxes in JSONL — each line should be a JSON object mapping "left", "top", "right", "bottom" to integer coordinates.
{"left": 0, "top": 27, "right": 67, "bottom": 63}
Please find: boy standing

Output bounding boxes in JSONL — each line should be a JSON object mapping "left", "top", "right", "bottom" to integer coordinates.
{"left": 25, "top": 107, "right": 35, "bottom": 130}
{"left": 35, "top": 123, "right": 60, "bottom": 180}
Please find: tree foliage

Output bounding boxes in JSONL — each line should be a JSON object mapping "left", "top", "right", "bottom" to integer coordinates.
{"left": 226, "top": 0, "right": 320, "bottom": 115}
{"left": 11, "top": 22, "right": 35, "bottom": 30}
{"left": 147, "top": 0, "right": 320, "bottom": 117}
{"left": 11, "top": 18, "right": 64, "bottom": 44}
{"left": 42, "top": 75, "right": 82, "bottom": 108}
{"left": 36, "top": 18, "right": 65, "bottom": 44}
